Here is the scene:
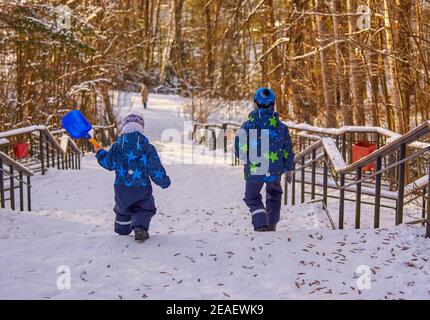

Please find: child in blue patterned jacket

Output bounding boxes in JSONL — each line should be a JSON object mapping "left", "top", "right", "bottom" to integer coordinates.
{"left": 95, "top": 114, "right": 171, "bottom": 242}
{"left": 235, "top": 88, "right": 294, "bottom": 232}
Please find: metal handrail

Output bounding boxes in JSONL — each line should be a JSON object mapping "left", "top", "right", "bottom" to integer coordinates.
{"left": 0, "top": 123, "right": 116, "bottom": 212}
{"left": 50, "top": 123, "right": 117, "bottom": 155}
{"left": 285, "top": 120, "right": 430, "bottom": 150}
{"left": 49, "top": 129, "right": 82, "bottom": 154}
{"left": 93, "top": 124, "right": 116, "bottom": 129}
{"left": 0, "top": 151, "right": 34, "bottom": 176}
{"left": 192, "top": 118, "right": 430, "bottom": 236}
{"left": 0, "top": 125, "right": 83, "bottom": 175}
{"left": 0, "top": 168, "right": 31, "bottom": 186}
{"left": 293, "top": 122, "right": 430, "bottom": 175}
{"left": 0, "top": 125, "right": 76, "bottom": 156}
{"left": 0, "top": 151, "right": 33, "bottom": 211}
{"left": 289, "top": 121, "right": 430, "bottom": 237}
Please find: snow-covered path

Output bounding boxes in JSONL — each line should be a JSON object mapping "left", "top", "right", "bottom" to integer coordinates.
{"left": 0, "top": 93, "right": 430, "bottom": 300}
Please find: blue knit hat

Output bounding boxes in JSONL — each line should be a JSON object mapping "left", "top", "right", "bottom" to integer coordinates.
{"left": 254, "top": 87, "right": 276, "bottom": 108}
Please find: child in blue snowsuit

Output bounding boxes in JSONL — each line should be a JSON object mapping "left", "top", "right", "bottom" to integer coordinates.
{"left": 235, "top": 88, "right": 294, "bottom": 232}
{"left": 95, "top": 114, "right": 171, "bottom": 242}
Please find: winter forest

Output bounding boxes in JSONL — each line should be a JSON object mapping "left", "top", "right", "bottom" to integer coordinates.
{"left": 1, "top": 0, "right": 430, "bottom": 133}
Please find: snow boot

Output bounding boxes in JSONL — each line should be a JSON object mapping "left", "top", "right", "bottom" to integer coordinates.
{"left": 268, "top": 224, "right": 277, "bottom": 232}
{"left": 134, "top": 227, "right": 149, "bottom": 242}
{"left": 255, "top": 226, "right": 269, "bottom": 232}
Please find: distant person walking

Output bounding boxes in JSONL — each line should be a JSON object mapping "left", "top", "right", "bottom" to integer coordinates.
{"left": 141, "top": 83, "right": 149, "bottom": 109}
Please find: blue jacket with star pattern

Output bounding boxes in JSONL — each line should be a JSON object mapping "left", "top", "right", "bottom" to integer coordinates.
{"left": 234, "top": 107, "right": 294, "bottom": 183}
{"left": 96, "top": 132, "right": 171, "bottom": 190}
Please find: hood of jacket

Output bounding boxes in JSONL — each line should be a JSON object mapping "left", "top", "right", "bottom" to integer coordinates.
{"left": 117, "top": 131, "right": 149, "bottom": 159}
{"left": 247, "top": 107, "right": 280, "bottom": 129}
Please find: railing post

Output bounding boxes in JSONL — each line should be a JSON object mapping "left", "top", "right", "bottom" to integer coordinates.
{"left": 75, "top": 152, "right": 79, "bottom": 170}
{"left": 311, "top": 149, "right": 316, "bottom": 200}
{"left": 51, "top": 148, "right": 55, "bottom": 168}
{"left": 426, "top": 163, "right": 430, "bottom": 238}
{"left": 322, "top": 156, "right": 328, "bottom": 208}
{"left": 212, "top": 129, "right": 216, "bottom": 151}
{"left": 291, "top": 170, "right": 296, "bottom": 206}
{"left": 10, "top": 166, "right": 15, "bottom": 210}
{"left": 0, "top": 158, "right": 4, "bottom": 208}
{"left": 422, "top": 187, "right": 426, "bottom": 227}
{"left": 301, "top": 156, "right": 305, "bottom": 204}
{"left": 27, "top": 176, "right": 31, "bottom": 211}
{"left": 341, "top": 133, "right": 346, "bottom": 161}
{"left": 284, "top": 174, "right": 288, "bottom": 205}
{"left": 19, "top": 171, "right": 24, "bottom": 211}
{"left": 376, "top": 132, "right": 381, "bottom": 149}
{"left": 222, "top": 124, "right": 227, "bottom": 155}
{"left": 29, "top": 133, "right": 34, "bottom": 157}
{"left": 355, "top": 167, "right": 362, "bottom": 229}
{"left": 45, "top": 140, "right": 50, "bottom": 168}
{"left": 374, "top": 156, "right": 382, "bottom": 228}
{"left": 396, "top": 143, "right": 406, "bottom": 225}
{"left": 39, "top": 132, "right": 45, "bottom": 175}
{"left": 339, "top": 173, "right": 345, "bottom": 229}
{"left": 80, "top": 140, "right": 85, "bottom": 156}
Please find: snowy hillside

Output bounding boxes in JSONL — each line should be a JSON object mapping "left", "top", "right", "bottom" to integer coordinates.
{"left": 0, "top": 93, "right": 429, "bottom": 300}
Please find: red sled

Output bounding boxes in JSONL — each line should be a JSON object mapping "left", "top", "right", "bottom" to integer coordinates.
{"left": 352, "top": 142, "right": 377, "bottom": 171}
{"left": 13, "top": 142, "right": 29, "bottom": 160}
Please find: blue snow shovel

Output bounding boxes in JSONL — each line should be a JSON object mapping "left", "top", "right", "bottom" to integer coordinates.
{"left": 61, "top": 110, "right": 102, "bottom": 149}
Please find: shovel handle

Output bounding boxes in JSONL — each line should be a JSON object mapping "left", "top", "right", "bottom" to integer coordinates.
{"left": 88, "top": 137, "right": 102, "bottom": 149}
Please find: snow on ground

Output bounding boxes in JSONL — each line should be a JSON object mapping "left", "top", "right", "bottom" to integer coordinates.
{"left": 0, "top": 92, "right": 430, "bottom": 300}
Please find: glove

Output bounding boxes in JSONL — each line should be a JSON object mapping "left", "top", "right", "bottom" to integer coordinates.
{"left": 285, "top": 171, "right": 293, "bottom": 184}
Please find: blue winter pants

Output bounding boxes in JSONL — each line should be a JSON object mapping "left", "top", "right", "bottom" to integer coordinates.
{"left": 243, "top": 178, "right": 283, "bottom": 230}
{"left": 113, "top": 195, "right": 156, "bottom": 235}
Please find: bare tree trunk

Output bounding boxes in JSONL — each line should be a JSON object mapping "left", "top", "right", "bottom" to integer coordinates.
{"left": 160, "top": 1, "right": 175, "bottom": 85}
{"left": 100, "top": 84, "right": 115, "bottom": 125}
{"left": 331, "top": 0, "right": 352, "bottom": 125}
{"left": 205, "top": 1, "right": 215, "bottom": 94}
{"left": 366, "top": 0, "right": 380, "bottom": 127}
{"left": 316, "top": 0, "right": 337, "bottom": 127}
{"left": 170, "top": 0, "right": 185, "bottom": 83}
{"left": 397, "top": 0, "right": 413, "bottom": 132}
{"left": 266, "top": 0, "right": 283, "bottom": 112}
{"left": 383, "top": 0, "right": 404, "bottom": 133}
{"left": 288, "top": 0, "right": 316, "bottom": 124}
{"left": 346, "top": 0, "right": 366, "bottom": 126}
